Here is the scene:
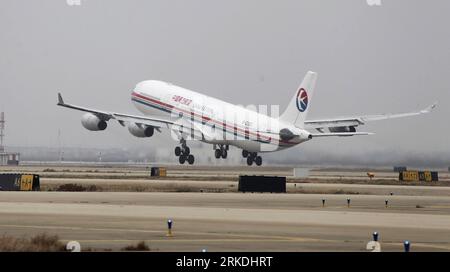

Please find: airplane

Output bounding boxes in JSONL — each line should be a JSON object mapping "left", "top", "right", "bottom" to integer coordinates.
{"left": 57, "top": 71, "right": 436, "bottom": 166}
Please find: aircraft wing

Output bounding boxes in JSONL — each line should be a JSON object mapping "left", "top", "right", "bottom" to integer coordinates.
{"left": 57, "top": 93, "right": 174, "bottom": 129}
{"left": 304, "top": 103, "right": 437, "bottom": 132}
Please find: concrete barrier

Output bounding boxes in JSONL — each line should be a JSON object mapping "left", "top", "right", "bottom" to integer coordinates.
{"left": 0, "top": 174, "right": 40, "bottom": 191}
{"left": 238, "top": 176, "right": 286, "bottom": 193}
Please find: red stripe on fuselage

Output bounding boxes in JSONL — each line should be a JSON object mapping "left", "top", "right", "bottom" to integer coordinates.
{"left": 131, "top": 92, "right": 296, "bottom": 145}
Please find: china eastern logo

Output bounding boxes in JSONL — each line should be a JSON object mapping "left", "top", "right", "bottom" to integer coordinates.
{"left": 296, "top": 88, "right": 308, "bottom": 112}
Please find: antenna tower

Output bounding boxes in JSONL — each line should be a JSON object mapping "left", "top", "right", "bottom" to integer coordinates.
{"left": 0, "top": 112, "right": 5, "bottom": 152}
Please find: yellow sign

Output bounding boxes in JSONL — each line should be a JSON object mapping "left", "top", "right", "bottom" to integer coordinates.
{"left": 401, "top": 171, "right": 435, "bottom": 182}
{"left": 159, "top": 168, "right": 167, "bottom": 177}
{"left": 401, "top": 171, "right": 419, "bottom": 182}
{"left": 19, "top": 174, "right": 33, "bottom": 191}
{"left": 423, "top": 171, "right": 432, "bottom": 182}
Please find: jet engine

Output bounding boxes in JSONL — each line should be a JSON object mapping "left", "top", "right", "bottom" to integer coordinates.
{"left": 279, "top": 128, "right": 295, "bottom": 141}
{"left": 279, "top": 128, "right": 312, "bottom": 141}
{"left": 128, "top": 123, "right": 154, "bottom": 138}
{"left": 81, "top": 113, "right": 107, "bottom": 131}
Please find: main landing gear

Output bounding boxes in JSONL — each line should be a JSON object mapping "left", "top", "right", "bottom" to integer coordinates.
{"left": 214, "top": 144, "right": 229, "bottom": 159}
{"left": 174, "top": 138, "right": 194, "bottom": 165}
{"left": 242, "top": 150, "right": 262, "bottom": 166}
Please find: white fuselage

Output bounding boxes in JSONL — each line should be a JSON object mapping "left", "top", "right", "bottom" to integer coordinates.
{"left": 131, "top": 80, "right": 311, "bottom": 152}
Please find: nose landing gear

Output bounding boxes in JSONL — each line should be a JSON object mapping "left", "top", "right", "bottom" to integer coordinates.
{"left": 242, "top": 150, "right": 262, "bottom": 166}
{"left": 175, "top": 138, "right": 194, "bottom": 165}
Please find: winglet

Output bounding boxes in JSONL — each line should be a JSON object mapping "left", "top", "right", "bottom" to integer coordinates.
{"left": 421, "top": 102, "right": 438, "bottom": 114}
{"left": 57, "top": 93, "right": 64, "bottom": 105}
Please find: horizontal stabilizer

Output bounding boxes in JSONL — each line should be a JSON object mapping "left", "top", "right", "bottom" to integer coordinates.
{"left": 305, "top": 102, "right": 438, "bottom": 130}
{"left": 311, "top": 132, "right": 374, "bottom": 137}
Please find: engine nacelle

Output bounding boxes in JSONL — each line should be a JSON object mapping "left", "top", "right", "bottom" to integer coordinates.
{"left": 81, "top": 113, "right": 107, "bottom": 131}
{"left": 279, "top": 128, "right": 295, "bottom": 141}
{"left": 128, "top": 123, "right": 154, "bottom": 138}
{"left": 329, "top": 126, "right": 356, "bottom": 133}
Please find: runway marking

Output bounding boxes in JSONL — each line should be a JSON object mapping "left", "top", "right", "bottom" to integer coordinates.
{"left": 424, "top": 205, "right": 450, "bottom": 209}
{"left": 64, "top": 239, "right": 450, "bottom": 251}
{"left": 0, "top": 224, "right": 339, "bottom": 243}
{"left": 7, "top": 223, "right": 450, "bottom": 251}
{"left": 68, "top": 238, "right": 324, "bottom": 243}
{"left": 4, "top": 224, "right": 449, "bottom": 251}
{"left": 2, "top": 202, "right": 450, "bottom": 230}
{"left": 381, "top": 242, "right": 450, "bottom": 251}
{"left": 402, "top": 242, "right": 450, "bottom": 251}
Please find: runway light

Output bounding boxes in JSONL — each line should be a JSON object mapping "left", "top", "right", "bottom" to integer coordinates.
{"left": 66, "top": 241, "right": 81, "bottom": 252}
{"left": 404, "top": 241, "right": 410, "bottom": 252}
{"left": 322, "top": 199, "right": 325, "bottom": 207}
{"left": 390, "top": 192, "right": 394, "bottom": 196}
{"left": 373, "top": 232, "right": 379, "bottom": 242}
{"left": 166, "top": 219, "right": 173, "bottom": 237}
{"left": 347, "top": 198, "right": 351, "bottom": 208}
{"left": 385, "top": 200, "right": 389, "bottom": 208}
{"left": 202, "top": 248, "right": 207, "bottom": 252}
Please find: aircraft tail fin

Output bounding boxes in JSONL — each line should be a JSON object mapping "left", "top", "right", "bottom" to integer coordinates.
{"left": 279, "top": 71, "right": 318, "bottom": 128}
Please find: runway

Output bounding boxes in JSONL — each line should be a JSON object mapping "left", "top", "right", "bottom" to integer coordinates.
{"left": 1, "top": 191, "right": 450, "bottom": 251}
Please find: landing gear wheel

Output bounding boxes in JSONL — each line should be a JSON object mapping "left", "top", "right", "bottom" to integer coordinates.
{"left": 247, "top": 156, "right": 253, "bottom": 166}
{"left": 221, "top": 149, "right": 228, "bottom": 159}
{"left": 183, "top": 146, "right": 190, "bottom": 156}
{"left": 215, "top": 149, "right": 221, "bottom": 159}
{"left": 179, "top": 155, "right": 186, "bottom": 164}
{"left": 242, "top": 150, "right": 248, "bottom": 158}
{"left": 187, "top": 154, "right": 195, "bottom": 165}
{"left": 175, "top": 146, "right": 181, "bottom": 156}
{"left": 255, "top": 156, "right": 262, "bottom": 166}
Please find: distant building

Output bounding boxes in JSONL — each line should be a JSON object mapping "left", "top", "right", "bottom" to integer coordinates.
{"left": 0, "top": 152, "right": 20, "bottom": 166}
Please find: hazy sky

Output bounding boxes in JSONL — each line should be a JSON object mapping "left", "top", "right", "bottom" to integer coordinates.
{"left": 0, "top": 0, "right": 449, "bottom": 158}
